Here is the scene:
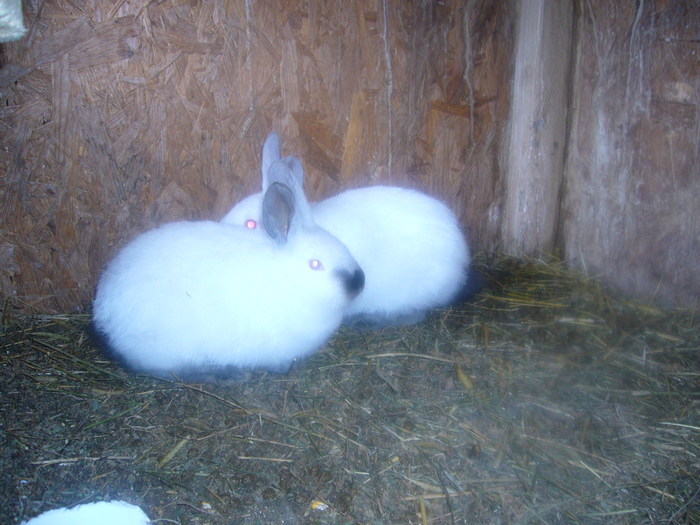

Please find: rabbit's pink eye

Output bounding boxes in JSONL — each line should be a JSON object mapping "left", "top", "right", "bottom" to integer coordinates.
{"left": 244, "top": 219, "right": 257, "bottom": 229}
{"left": 309, "top": 259, "right": 324, "bottom": 271}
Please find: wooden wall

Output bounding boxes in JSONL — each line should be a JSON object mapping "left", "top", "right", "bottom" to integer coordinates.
{"left": 0, "top": 0, "right": 514, "bottom": 314}
{"left": 1, "top": 0, "right": 698, "bottom": 314}
{"left": 501, "top": 0, "right": 573, "bottom": 254}
{"left": 561, "top": 1, "right": 700, "bottom": 309}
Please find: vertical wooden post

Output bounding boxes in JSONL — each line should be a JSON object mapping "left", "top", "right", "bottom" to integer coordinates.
{"left": 501, "top": 0, "right": 574, "bottom": 255}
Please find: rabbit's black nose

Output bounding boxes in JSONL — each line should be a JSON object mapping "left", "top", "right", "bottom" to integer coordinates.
{"left": 338, "top": 268, "right": 365, "bottom": 298}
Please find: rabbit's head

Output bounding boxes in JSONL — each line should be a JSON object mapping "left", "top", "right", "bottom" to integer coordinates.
{"left": 259, "top": 169, "right": 365, "bottom": 312}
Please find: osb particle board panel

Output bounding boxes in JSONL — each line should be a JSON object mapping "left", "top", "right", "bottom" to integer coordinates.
{"left": 561, "top": 0, "right": 700, "bottom": 309}
{"left": 0, "top": 1, "right": 514, "bottom": 314}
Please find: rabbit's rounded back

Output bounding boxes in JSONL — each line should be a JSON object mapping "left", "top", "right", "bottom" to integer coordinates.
{"left": 312, "top": 186, "right": 469, "bottom": 322}
{"left": 93, "top": 166, "right": 364, "bottom": 376}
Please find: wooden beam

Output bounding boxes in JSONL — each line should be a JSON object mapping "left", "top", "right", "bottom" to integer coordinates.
{"left": 501, "top": 0, "right": 574, "bottom": 255}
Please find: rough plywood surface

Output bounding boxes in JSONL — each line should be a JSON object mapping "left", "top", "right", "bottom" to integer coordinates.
{"left": 0, "top": 1, "right": 514, "bottom": 314}
{"left": 561, "top": 1, "right": 700, "bottom": 309}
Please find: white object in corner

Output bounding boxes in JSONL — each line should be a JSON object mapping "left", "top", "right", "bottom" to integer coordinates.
{"left": 0, "top": 0, "right": 27, "bottom": 42}
{"left": 22, "top": 500, "right": 150, "bottom": 525}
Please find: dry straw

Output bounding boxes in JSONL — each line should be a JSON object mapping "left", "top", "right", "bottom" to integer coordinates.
{"left": 2, "top": 254, "right": 698, "bottom": 523}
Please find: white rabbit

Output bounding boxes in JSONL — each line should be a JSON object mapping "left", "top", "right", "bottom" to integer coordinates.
{"left": 92, "top": 155, "right": 364, "bottom": 377}
{"left": 22, "top": 500, "right": 150, "bottom": 525}
{"left": 221, "top": 133, "right": 471, "bottom": 326}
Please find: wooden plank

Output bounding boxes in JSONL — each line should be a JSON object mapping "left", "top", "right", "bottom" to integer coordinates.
{"left": 561, "top": 0, "right": 700, "bottom": 309}
{"left": 501, "top": 0, "right": 574, "bottom": 255}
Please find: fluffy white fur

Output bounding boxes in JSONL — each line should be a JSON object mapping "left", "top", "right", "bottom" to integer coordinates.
{"left": 22, "top": 501, "right": 150, "bottom": 525}
{"left": 313, "top": 186, "right": 469, "bottom": 321}
{"left": 93, "top": 154, "right": 363, "bottom": 376}
{"left": 221, "top": 134, "right": 470, "bottom": 325}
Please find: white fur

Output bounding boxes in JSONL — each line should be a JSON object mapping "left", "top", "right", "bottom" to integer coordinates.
{"left": 313, "top": 186, "right": 469, "bottom": 321}
{"left": 221, "top": 135, "right": 470, "bottom": 325}
{"left": 22, "top": 500, "right": 150, "bottom": 525}
{"left": 93, "top": 154, "right": 363, "bottom": 376}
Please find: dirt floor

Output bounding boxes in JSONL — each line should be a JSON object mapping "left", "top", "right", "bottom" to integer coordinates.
{"left": 2, "top": 255, "right": 698, "bottom": 524}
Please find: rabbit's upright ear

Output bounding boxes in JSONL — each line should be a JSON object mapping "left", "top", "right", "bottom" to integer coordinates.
{"left": 280, "top": 155, "right": 304, "bottom": 187}
{"left": 266, "top": 160, "right": 314, "bottom": 228}
{"left": 262, "top": 181, "right": 295, "bottom": 245}
{"left": 261, "top": 133, "right": 281, "bottom": 189}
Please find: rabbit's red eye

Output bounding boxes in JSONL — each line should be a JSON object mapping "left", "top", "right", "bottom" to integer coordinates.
{"left": 309, "top": 259, "right": 324, "bottom": 271}
{"left": 244, "top": 219, "right": 257, "bottom": 229}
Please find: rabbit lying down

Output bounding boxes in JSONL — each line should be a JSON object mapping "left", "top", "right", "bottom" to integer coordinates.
{"left": 222, "top": 133, "right": 473, "bottom": 327}
{"left": 92, "top": 156, "right": 364, "bottom": 378}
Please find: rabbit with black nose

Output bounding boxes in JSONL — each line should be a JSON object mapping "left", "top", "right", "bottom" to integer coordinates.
{"left": 92, "top": 143, "right": 363, "bottom": 377}
{"left": 222, "top": 133, "right": 470, "bottom": 327}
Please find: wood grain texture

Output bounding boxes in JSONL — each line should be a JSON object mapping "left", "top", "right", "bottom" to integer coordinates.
{"left": 561, "top": 0, "right": 700, "bottom": 309}
{"left": 0, "top": 1, "right": 513, "bottom": 313}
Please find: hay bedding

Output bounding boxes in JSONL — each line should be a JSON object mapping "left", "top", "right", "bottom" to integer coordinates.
{"left": 1, "top": 256, "right": 698, "bottom": 524}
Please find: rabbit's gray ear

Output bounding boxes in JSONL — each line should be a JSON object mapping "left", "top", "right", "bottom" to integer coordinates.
{"left": 262, "top": 182, "right": 294, "bottom": 245}
{"left": 261, "top": 133, "right": 281, "bottom": 190}
{"left": 266, "top": 160, "right": 314, "bottom": 227}
{"left": 280, "top": 156, "right": 304, "bottom": 187}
